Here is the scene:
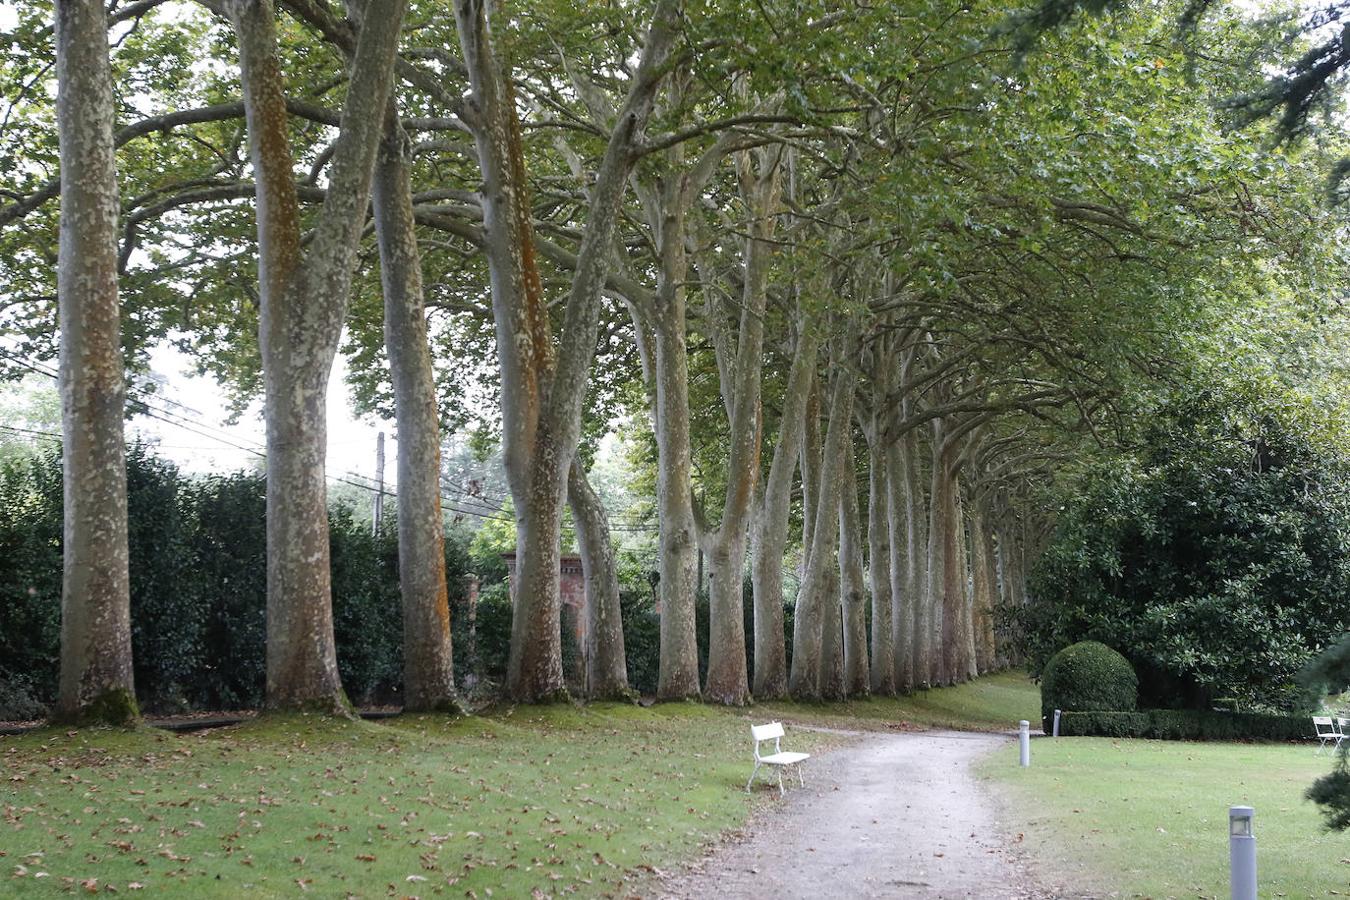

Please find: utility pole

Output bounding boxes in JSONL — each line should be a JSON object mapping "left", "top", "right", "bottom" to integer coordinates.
{"left": 373, "top": 430, "right": 385, "bottom": 535}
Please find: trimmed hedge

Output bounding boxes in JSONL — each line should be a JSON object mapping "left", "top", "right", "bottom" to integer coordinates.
{"left": 1041, "top": 640, "right": 1138, "bottom": 724}
{"left": 1057, "top": 709, "right": 1311, "bottom": 741}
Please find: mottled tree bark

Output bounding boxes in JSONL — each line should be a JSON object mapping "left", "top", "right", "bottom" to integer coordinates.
{"left": 922, "top": 425, "right": 950, "bottom": 687}
{"left": 953, "top": 482, "right": 978, "bottom": 682}
{"left": 641, "top": 149, "right": 701, "bottom": 701}
{"left": 228, "top": 0, "right": 407, "bottom": 712}
{"left": 372, "top": 97, "right": 458, "bottom": 713}
{"left": 749, "top": 322, "right": 816, "bottom": 699}
{"left": 54, "top": 0, "right": 137, "bottom": 725}
{"left": 567, "top": 458, "right": 632, "bottom": 700}
{"left": 889, "top": 423, "right": 925, "bottom": 692}
{"left": 790, "top": 355, "right": 854, "bottom": 700}
{"left": 969, "top": 495, "right": 999, "bottom": 675}
{"left": 700, "top": 144, "right": 781, "bottom": 706}
{"left": 819, "top": 543, "right": 845, "bottom": 701}
{"left": 864, "top": 391, "right": 894, "bottom": 696}
{"left": 928, "top": 431, "right": 960, "bottom": 687}
{"left": 452, "top": 0, "right": 677, "bottom": 701}
{"left": 839, "top": 432, "right": 869, "bottom": 697}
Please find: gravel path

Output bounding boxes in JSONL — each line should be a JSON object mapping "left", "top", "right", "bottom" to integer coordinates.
{"left": 658, "top": 728, "right": 1086, "bottom": 899}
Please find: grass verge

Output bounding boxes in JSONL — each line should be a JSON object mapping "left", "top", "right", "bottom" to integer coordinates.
{"left": 980, "top": 736, "right": 1350, "bottom": 897}
{"left": 1, "top": 674, "right": 1035, "bottom": 898}
{"left": 759, "top": 669, "right": 1040, "bottom": 732}
{"left": 1, "top": 703, "right": 838, "bottom": 898}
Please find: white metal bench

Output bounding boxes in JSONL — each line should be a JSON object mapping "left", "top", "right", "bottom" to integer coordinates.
{"left": 746, "top": 722, "right": 810, "bottom": 795}
{"left": 1314, "top": 716, "right": 1343, "bottom": 754}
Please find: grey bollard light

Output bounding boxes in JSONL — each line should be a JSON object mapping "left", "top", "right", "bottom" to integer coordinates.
{"left": 1053, "top": 709, "right": 1062, "bottom": 738}
{"left": 1229, "top": 805, "right": 1256, "bottom": 900}
{"left": 1019, "top": 720, "right": 1031, "bottom": 767}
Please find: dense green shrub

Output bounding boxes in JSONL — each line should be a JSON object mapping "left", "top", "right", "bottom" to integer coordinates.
{"left": 1022, "top": 386, "right": 1350, "bottom": 712}
{"left": 1058, "top": 708, "right": 1310, "bottom": 741}
{"left": 1040, "top": 640, "right": 1137, "bottom": 726}
{"left": 0, "top": 451, "right": 62, "bottom": 714}
{"left": 0, "top": 447, "right": 472, "bottom": 718}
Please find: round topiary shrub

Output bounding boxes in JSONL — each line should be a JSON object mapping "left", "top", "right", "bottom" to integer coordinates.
{"left": 1041, "top": 640, "right": 1138, "bottom": 728}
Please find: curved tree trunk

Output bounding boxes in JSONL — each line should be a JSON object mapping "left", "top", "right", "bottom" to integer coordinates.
{"left": 839, "top": 434, "right": 869, "bottom": 697}
{"left": 54, "top": 0, "right": 136, "bottom": 725}
{"left": 453, "top": 0, "right": 678, "bottom": 702}
{"left": 749, "top": 324, "right": 816, "bottom": 698}
{"left": 790, "top": 358, "right": 853, "bottom": 700}
{"left": 372, "top": 100, "right": 458, "bottom": 713}
{"left": 229, "top": 0, "right": 407, "bottom": 713}
{"left": 701, "top": 144, "right": 780, "bottom": 707}
{"left": 567, "top": 458, "right": 631, "bottom": 700}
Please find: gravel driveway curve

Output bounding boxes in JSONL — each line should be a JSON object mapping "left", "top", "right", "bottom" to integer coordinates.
{"left": 658, "top": 728, "right": 1088, "bottom": 899}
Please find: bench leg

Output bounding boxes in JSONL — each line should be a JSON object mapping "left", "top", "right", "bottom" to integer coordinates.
{"left": 797, "top": 764, "right": 805, "bottom": 788}
{"left": 777, "top": 768, "right": 784, "bottom": 797}
{"left": 746, "top": 761, "right": 760, "bottom": 793}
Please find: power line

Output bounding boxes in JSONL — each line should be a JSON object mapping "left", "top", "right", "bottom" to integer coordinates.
{"left": 0, "top": 344, "right": 658, "bottom": 531}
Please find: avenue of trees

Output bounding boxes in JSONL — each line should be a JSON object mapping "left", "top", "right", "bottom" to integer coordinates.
{"left": 3, "top": 0, "right": 1350, "bottom": 722}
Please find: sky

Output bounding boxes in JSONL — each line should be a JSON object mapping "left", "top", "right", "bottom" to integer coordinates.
{"left": 135, "top": 343, "right": 398, "bottom": 489}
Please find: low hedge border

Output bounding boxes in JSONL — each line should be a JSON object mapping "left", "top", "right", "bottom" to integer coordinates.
{"left": 1053, "top": 709, "right": 1311, "bottom": 741}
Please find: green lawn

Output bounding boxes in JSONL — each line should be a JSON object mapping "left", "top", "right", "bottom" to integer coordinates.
{"left": 761, "top": 669, "right": 1041, "bottom": 732}
{"left": 0, "top": 703, "right": 841, "bottom": 898}
{"left": 981, "top": 736, "right": 1350, "bottom": 898}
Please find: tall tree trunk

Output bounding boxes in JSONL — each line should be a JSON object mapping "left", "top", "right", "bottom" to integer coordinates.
{"left": 969, "top": 496, "right": 998, "bottom": 675}
{"left": 952, "top": 481, "right": 977, "bottom": 682}
{"left": 922, "top": 425, "right": 950, "bottom": 688}
{"left": 819, "top": 543, "right": 845, "bottom": 700}
{"left": 567, "top": 458, "right": 631, "bottom": 700}
{"left": 703, "top": 525, "right": 752, "bottom": 704}
{"left": 749, "top": 324, "right": 817, "bottom": 698}
{"left": 372, "top": 99, "right": 458, "bottom": 713}
{"left": 839, "top": 432, "right": 869, "bottom": 697}
{"left": 701, "top": 143, "right": 780, "bottom": 706}
{"left": 54, "top": 0, "right": 136, "bottom": 725}
{"left": 650, "top": 177, "right": 700, "bottom": 701}
{"left": 790, "top": 357, "right": 853, "bottom": 700}
{"left": 800, "top": 375, "right": 822, "bottom": 561}
{"left": 865, "top": 413, "right": 894, "bottom": 695}
{"left": 229, "top": 0, "right": 407, "bottom": 712}
{"left": 890, "top": 424, "right": 926, "bottom": 691}
{"left": 453, "top": 0, "right": 678, "bottom": 701}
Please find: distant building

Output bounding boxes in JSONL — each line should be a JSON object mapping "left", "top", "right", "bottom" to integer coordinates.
{"left": 500, "top": 552, "right": 587, "bottom": 686}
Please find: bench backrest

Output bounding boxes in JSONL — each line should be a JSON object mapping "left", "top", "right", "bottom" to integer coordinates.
{"left": 751, "top": 722, "right": 785, "bottom": 741}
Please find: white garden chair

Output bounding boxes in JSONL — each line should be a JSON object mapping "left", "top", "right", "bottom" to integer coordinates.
{"left": 746, "top": 722, "right": 810, "bottom": 796}
{"left": 1313, "top": 716, "right": 1343, "bottom": 754}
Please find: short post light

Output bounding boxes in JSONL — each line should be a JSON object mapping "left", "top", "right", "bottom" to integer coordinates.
{"left": 1229, "top": 805, "right": 1256, "bottom": 900}
{"left": 1052, "top": 709, "right": 1062, "bottom": 738}
{"left": 1019, "top": 720, "right": 1031, "bottom": 767}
